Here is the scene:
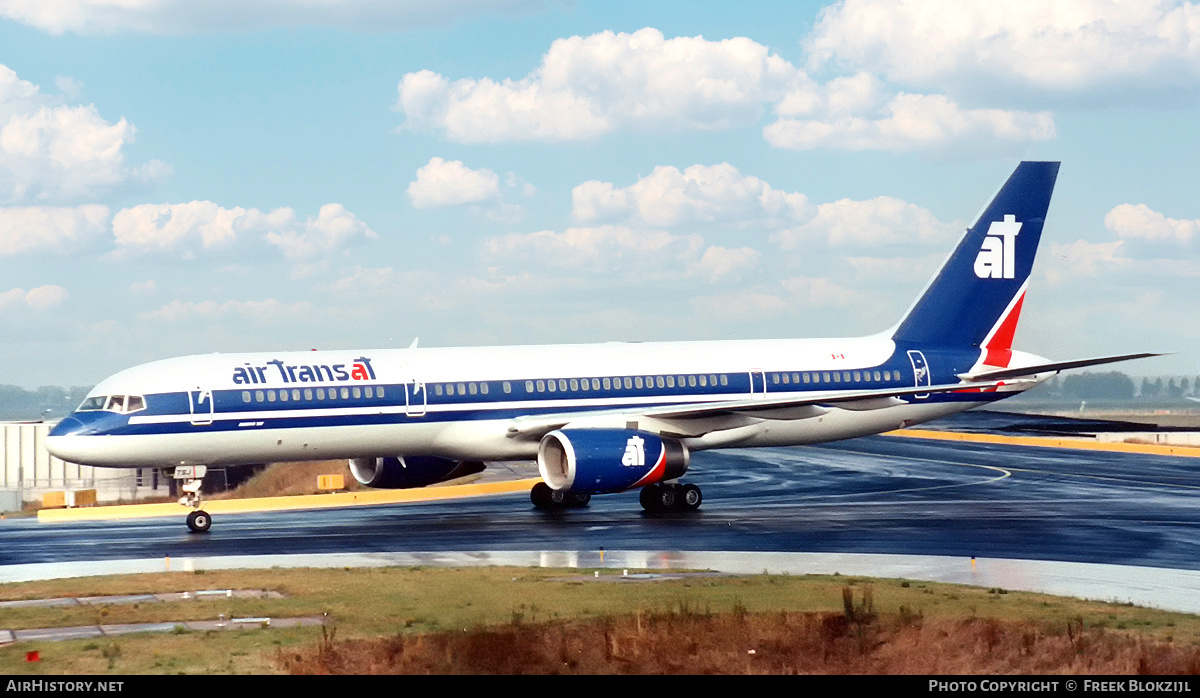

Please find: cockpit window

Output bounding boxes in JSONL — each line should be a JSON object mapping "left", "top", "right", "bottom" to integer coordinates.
{"left": 77, "top": 394, "right": 146, "bottom": 414}
{"left": 78, "top": 396, "right": 107, "bottom": 411}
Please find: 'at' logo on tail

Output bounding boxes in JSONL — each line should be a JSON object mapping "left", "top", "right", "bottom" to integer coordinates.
{"left": 974, "top": 215, "right": 1023, "bottom": 279}
{"left": 890, "top": 161, "right": 1058, "bottom": 348}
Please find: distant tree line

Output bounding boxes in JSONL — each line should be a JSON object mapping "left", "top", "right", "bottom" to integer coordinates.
{"left": 1035, "top": 372, "right": 1200, "bottom": 402}
{"left": 0, "top": 385, "right": 91, "bottom": 421}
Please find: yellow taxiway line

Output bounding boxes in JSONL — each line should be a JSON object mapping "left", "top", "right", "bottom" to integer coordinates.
{"left": 884, "top": 428, "right": 1200, "bottom": 458}
{"left": 37, "top": 477, "right": 543, "bottom": 523}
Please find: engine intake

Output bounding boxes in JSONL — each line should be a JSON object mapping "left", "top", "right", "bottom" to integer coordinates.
{"left": 349, "top": 456, "right": 483, "bottom": 489}
{"left": 538, "top": 429, "right": 688, "bottom": 494}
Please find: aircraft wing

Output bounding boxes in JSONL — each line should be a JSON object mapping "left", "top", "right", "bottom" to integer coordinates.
{"left": 640, "top": 380, "right": 1015, "bottom": 420}
{"left": 958, "top": 352, "right": 1167, "bottom": 382}
{"left": 504, "top": 378, "right": 1019, "bottom": 441}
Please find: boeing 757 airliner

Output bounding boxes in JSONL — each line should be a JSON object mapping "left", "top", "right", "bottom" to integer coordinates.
{"left": 46, "top": 162, "right": 1160, "bottom": 531}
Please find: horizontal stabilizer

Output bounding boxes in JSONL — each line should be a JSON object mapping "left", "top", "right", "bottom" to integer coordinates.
{"left": 959, "top": 352, "right": 1167, "bottom": 382}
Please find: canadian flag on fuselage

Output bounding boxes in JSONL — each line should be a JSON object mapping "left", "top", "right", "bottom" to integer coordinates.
{"left": 890, "top": 161, "right": 1059, "bottom": 363}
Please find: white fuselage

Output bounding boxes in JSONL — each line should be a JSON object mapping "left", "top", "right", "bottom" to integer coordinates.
{"left": 45, "top": 333, "right": 1036, "bottom": 469}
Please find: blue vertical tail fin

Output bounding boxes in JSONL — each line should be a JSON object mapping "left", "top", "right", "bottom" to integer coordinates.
{"left": 890, "top": 161, "right": 1059, "bottom": 353}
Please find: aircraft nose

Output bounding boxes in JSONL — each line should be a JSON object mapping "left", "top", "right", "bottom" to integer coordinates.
{"left": 49, "top": 415, "right": 85, "bottom": 437}
{"left": 46, "top": 415, "right": 94, "bottom": 463}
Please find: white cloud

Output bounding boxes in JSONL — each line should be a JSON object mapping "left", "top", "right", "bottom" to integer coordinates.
{"left": 1043, "top": 239, "right": 1129, "bottom": 284}
{"left": 263, "top": 203, "right": 377, "bottom": 260}
{"left": 780, "top": 276, "right": 860, "bottom": 308}
{"left": 407, "top": 157, "right": 500, "bottom": 208}
{"left": 53, "top": 76, "right": 83, "bottom": 99}
{"left": 138, "top": 298, "right": 314, "bottom": 323}
{"left": 407, "top": 157, "right": 526, "bottom": 221}
{"left": 483, "top": 223, "right": 761, "bottom": 286}
{"left": 692, "top": 288, "right": 791, "bottom": 322}
{"left": 111, "top": 200, "right": 375, "bottom": 259}
{"left": 806, "top": 0, "right": 1200, "bottom": 97}
{"left": 1044, "top": 228, "right": 1200, "bottom": 288}
{"left": 484, "top": 225, "right": 704, "bottom": 275}
{"left": 0, "top": 0, "right": 548, "bottom": 35}
{"left": 688, "top": 275, "right": 861, "bottom": 324}
{"left": 572, "top": 163, "right": 811, "bottom": 227}
{"left": 328, "top": 266, "right": 397, "bottom": 294}
{"left": 112, "top": 201, "right": 248, "bottom": 254}
{"left": 396, "top": 28, "right": 803, "bottom": 142}
{"left": 1105, "top": 203, "right": 1197, "bottom": 245}
{"left": 0, "top": 64, "right": 40, "bottom": 113}
{"left": 695, "top": 246, "right": 761, "bottom": 283}
{"left": 771, "top": 196, "right": 955, "bottom": 248}
{"left": 0, "top": 64, "right": 167, "bottom": 203}
{"left": 0, "top": 204, "right": 108, "bottom": 255}
{"left": 765, "top": 92, "right": 1055, "bottom": 152}
{"left": 396, "top": 27, "right": 1056, "bottom": 151}
{"left": 505, "top": 171, "right": 536, "bottom": 198}
{"left": 0, "top": 284, "right": 68, "bottom": 310}
{"left": 845, "top": 253, "right": 944, "bottom": 284}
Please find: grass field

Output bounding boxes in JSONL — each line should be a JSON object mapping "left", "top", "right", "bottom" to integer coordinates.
{"left": 2, "top": 566, "right": 1199, "bottom": 674}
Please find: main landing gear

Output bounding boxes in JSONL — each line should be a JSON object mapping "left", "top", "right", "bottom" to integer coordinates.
{"left": 529, "top": 481, "right": 703, "bottom": 513}
{"left": 639, "top": 482, "right": 703, "bottom": 513}
{"left": 174, "top": 465, "right": 212, "bottom": 533}
{"left": 530, "top": 482, "right": 591, "bottom": 510}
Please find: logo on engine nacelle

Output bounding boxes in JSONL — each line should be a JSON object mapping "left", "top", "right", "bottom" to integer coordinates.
{"left": 621, "top": 435, "right": 646, "bottom": 467}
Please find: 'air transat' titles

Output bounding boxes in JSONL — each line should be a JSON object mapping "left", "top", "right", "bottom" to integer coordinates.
{"left": 231, "top": 357, "right": 376, "bottom": 385}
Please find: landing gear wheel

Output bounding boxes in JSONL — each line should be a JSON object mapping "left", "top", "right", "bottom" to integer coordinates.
{"left": 657, "top": 484, "right": 678, "bottom": 510}
{"left": 186, "top": 509, "right": 212, "bottom": 533}
{"left": 569, "top": 492, "right": 591, "bottom": 508}
{"left": 640, "top": 484, "right": 663, "bottom": 513}
{"left": 531, "top": 482, "right": 570, "bottom": 510}
{"left": 640, "top": 483, "right": 702, "bottom": 513}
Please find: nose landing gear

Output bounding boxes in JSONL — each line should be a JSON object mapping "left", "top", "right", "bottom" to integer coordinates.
{"left": 175, "top": 465, "right": 212, "bottom": 533}
{"left": 185, "top": 509, "right": 211, "bottom": 533}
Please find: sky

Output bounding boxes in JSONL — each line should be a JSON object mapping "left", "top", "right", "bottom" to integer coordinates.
{"left": 0, "top": 0, "right": 1197, "bottom": 388}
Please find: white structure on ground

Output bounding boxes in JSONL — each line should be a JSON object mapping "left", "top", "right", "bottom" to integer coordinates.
{"left": 1, "top": 422, "right": 171, "bottom": 512}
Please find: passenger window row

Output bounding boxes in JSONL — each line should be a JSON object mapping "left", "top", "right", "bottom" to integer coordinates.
{"left": 429, "top": 374, "right": 730, "bottom": 399}
{"left": 771, "top": 369, "right": 902, "bottom": 385}
{"left": 429, "top": 368, "right": 901, "bottom": 399}
{"left": 241, "top": 386, "right": 386, "bottom": 404}
{"left": 523, "top": 373, "right": 729, "bottom": 394}
{"left": 432, "top": 382, "right": 491, "bottom": 397}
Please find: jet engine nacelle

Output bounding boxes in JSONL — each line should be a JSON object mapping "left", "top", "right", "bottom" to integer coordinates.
{"left": 349, "top": 456, "right": 484, "bottom": 489}
{"left": 538, "top": 429, "right": 689, "bottom": 494}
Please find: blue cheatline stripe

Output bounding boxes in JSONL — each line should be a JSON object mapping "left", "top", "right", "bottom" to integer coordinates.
{"left": 108, "top": 388, "right": 1007, "bottom": 437}
{"left": 187, "top": 366, "right": 920, "bottom": 413}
